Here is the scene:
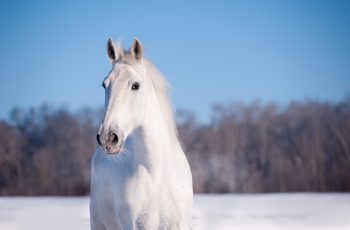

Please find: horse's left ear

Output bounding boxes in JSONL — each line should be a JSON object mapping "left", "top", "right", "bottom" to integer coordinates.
{"left": 130, "top": 38, "right": 143, "bottom": 61}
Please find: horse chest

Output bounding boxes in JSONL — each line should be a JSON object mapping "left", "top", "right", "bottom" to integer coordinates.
{"left": 92, "top": 165, "right": 187, "bottom": 229}
{"left": 93, "top": 158, "right": 160, "bottom": 215}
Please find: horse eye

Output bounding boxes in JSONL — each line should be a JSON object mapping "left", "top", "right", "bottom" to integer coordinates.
{"left": 131, "top": 82, "right": 140, "bottom": 91}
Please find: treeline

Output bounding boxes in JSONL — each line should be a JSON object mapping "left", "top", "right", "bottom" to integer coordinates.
{"left": 1, "top": 98, "right": 350, "bottom": 195}
{"left": 178, "top": 98, "right": 350, "bottom": 193}
{"left": 0, "top": 105, "right": 101, "bottom": 195}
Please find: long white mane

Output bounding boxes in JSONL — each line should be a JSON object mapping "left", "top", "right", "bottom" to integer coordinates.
{"left": 143, "top": 59, "right": 179, "bottom": 139}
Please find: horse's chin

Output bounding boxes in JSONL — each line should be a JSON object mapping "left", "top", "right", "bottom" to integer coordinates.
{"left": 106, "top": 149, "right": 120, "bottom": 155}
{"left": 104, "top": 144, "right": 123, "bottom": 155}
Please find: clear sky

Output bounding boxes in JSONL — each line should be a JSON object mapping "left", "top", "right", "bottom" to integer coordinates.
{"left": 1, "top": 0, "right": 349, "bottom": 122}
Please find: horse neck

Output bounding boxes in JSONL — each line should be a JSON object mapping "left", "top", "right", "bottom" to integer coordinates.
{"left": 130, "top": 92, "right": 177, "bottom": 175}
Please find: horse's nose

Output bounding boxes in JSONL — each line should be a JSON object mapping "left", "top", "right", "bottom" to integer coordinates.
{"left": 110, "top": 132, "right": 119, "bottom": 146}
{"left": 97, "top": 130, "right": 123, "bottom": 153}
{"left": 96, "top": 132, "right": 118, "bottom": 146}
{"left": 96, "top": 134, "right": 102, "bottom": 146}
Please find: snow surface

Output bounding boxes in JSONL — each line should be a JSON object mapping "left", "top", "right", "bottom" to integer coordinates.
{"left": 0, "top": 194, "right": 349, "bottom": 230}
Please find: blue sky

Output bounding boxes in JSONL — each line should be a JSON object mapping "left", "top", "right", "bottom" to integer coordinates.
{"left": 0, "top": 0, "right": 349, "bottom": 122}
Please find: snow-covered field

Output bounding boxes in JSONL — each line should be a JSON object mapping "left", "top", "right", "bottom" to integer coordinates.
{"left": 0, "top": 194, "right": 349, "bottom": 230}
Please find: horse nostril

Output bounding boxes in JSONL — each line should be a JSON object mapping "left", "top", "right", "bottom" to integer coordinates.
{"left": 96, "top": 134, "right": 102, "bottom": 146}
{"left": 111, "top": 132, "right": 118, "bottom": 145}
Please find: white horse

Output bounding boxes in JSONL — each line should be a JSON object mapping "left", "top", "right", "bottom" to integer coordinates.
{"left": 90, "top": 38, "right": 193, "bottom": 230}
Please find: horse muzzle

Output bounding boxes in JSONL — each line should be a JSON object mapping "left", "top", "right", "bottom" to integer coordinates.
{"left": 96, "top": 130, "right": 124, "bottom": 154}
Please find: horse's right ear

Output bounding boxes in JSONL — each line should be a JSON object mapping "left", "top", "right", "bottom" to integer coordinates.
{"left": 107, "top": 38, "right": 122, "bottom": 63}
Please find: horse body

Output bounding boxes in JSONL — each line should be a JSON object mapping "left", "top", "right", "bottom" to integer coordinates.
{"left": 90, "top": 38, "right": 193, "bottom": 230}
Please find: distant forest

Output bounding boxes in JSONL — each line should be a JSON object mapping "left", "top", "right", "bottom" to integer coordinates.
{"left": 1, "top": 98, "right": 350, "bottom": 195}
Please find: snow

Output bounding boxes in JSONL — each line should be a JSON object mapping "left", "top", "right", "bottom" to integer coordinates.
{"left": 193, "top": 194, "right": 350, "bottom": 230}
{"left": 0, "top": 194, "right": 349, "bottom": 230}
